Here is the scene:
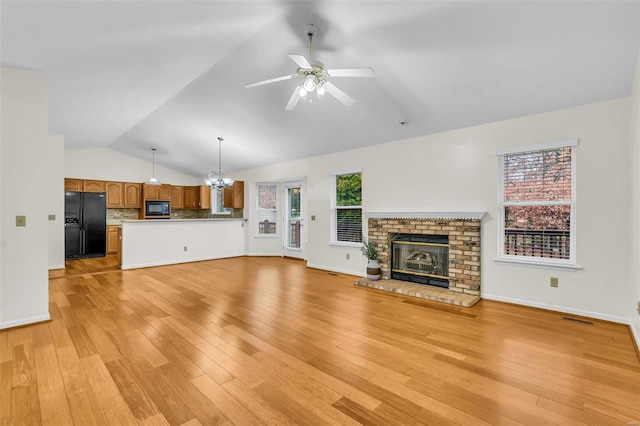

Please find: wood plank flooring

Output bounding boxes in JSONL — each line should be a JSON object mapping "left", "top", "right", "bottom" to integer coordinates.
{"left": 2, "top": 255, "right": 639, "bottom": 425}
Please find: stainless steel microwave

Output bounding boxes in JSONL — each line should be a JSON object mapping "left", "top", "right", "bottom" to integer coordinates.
{"left": 145, "top": 200, "right": 170, "bottom": 218}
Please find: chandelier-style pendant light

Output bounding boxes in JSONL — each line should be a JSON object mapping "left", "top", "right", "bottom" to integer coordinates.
{"left": 147, "top": 147, "right": 160, "bottom": 185}
{"left": 204, "top": 137, "right": 234, "bottom": 189}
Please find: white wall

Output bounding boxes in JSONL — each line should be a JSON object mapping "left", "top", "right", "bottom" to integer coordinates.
{"left": 65, "top": 148, "right": 201, "bottom": 185}
{"left": 48, "top": 135, "right": 65, "bottom": 269}
{"left": 121, "top": 219, "right": 246, "bottom": 269}
{"left": 630, "top": 51, "right": 640, "bottom": 346}
{"left": 1, "top": 68, "right": 51, "bottom": 329}
{"left": 240, "top": 98, "right": 632, "bottom": 322}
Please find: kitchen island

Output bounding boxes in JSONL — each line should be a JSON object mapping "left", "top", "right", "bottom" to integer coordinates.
{"left": 120, "top": 218, "right": 246, "bottom": 270}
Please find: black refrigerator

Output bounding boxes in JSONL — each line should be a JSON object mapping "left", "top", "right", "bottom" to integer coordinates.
{"left": 65, "top": 191, "right": 107, "bottom": 259}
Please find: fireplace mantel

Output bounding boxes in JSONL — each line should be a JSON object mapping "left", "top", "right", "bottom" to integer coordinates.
{"left": 365, "top": 212, "right": 485, "bottom": 220}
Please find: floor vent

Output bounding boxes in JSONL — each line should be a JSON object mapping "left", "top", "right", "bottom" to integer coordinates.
{"left": 328, "top": 272, "right": 339, "bottom": 276}
{"left": 562, "top": 316, "right": 594, "bottom": 325}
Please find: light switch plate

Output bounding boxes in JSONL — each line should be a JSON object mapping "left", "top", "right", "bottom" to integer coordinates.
{"left": 48, "top": 214, "right": 56, "bottom": 221}
{"left": 550, "top": 277, "right": 558, "bottom": 288}
{"left": 16, "top": 215, "right": 26, "bottom": 227}
{"left": 311, "top": 215, "right": 316, "bottom": 221}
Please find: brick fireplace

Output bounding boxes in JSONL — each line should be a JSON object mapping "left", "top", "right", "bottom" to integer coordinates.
{"left": 367, "top": 212, "right": 483, "bottom": 297}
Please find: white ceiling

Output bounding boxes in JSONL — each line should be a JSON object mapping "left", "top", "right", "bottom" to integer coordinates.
{"left": 2, "top": 1, "right": 639, "bottom": 178}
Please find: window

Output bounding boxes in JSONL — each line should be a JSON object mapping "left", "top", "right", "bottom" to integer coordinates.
{"left": 212, "top": 188, "right": 231, "bottom": 215}
{"left": 257, "top": 183, "right": 277, "bottom": 236}
{"left": 497, "top": 139, "right": 578, "bottom": 267}
{"left": 331, "top": 171, "right": 362, "bottom": 245}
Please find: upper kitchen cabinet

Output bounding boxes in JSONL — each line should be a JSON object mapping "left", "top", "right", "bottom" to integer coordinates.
{"left": 106, "top": 181, "right": 124, "bottom": 208}
{"left": 142, "top": 183, "right": 159, "bottom": 200}
{"left": 64, "top": 178, "right": 83, "bottom": 191}
{"left": 143, "top": 183, "right": 171, "bottom": 201}
{"left": 171, "top": 186, "right": 184, "bottom": 209}
{"left": 158, "top": 184, "right": 171, "bottom": 201}
{"left": 223, "top": 181, "right": 244, "bottom": 209}
{"left": 199, "top": 185, "right": 211, "bottom": 209}
{"left": 64, "top": 178, "right": 106, "bottom": 193}
{"left": 83, "top": 179, "right": 106, "bottom": 193}
{"left": 123, "top": 182, "right": 141, "bottom": 208}
{"left": 183, "top": 186, "right": 197, "bottom": 209}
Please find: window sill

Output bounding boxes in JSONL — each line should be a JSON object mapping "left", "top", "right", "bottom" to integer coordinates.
{"left": 494, "top": 256, "right": 582, "bottom": 271}
{"left": 254, "top": 234, "right": 279, "bottom": 238}
{"left": 330, "top": 241, "right": 362, "bottom": 249}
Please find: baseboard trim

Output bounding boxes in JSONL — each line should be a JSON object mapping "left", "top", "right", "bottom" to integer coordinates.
{"left": 482, "top": 293, "right": 629, "bottom": 324}
{"left": 48, "top": 264, "right": 65, "bottom": 271}
{"left": 306, "top": 263, "right": 364, "bottom": 277}
{"left": 0, "top": 313, "right": 51, "bottom": 330}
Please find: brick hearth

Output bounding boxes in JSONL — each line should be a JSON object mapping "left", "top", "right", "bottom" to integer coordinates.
{"left": 366, "top": 213, "right": 483, "bottom": 296}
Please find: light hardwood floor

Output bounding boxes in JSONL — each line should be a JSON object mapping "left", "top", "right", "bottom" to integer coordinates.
{"left": 2, "top": 255, "right": 639, "bottom": 425}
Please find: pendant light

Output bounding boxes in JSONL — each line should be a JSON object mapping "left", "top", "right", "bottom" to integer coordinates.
{"left": 147, "top": 147, "right": 160, "bottom": 185}
{"left": 204, "top": 137, "right": 234, "bottom": 189}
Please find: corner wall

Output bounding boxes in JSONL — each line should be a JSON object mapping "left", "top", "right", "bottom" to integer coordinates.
{"left": 1, "top": 68, "right": 51, "bottom": 328}
{"left": 630, "top": 51, "right": 640, "bottom": 348}
{"left": 240, "top": 98, "right": 631, "bottom": 323}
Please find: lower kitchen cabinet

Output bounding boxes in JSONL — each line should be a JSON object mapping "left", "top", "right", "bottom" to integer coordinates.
{"left": 107, "top": 225, "right": 120, "bottom": 254}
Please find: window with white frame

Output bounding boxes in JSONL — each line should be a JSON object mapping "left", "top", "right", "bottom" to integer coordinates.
{"left": 331, "top": 171, "right": 362, "bottom": 245}
{"left": 257, "top": 183, "right": 277, "bottom": 235}
{"left": 497, "top": 139, "right": 578, "bottom": 267}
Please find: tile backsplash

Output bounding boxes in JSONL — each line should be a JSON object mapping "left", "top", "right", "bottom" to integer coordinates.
{"left": 107, "top": 209, "right": 139, "bottom": 220}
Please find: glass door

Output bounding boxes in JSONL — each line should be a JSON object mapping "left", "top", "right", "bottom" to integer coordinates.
{"left": 283, "top": 182, "right": 305, "bottom": 259}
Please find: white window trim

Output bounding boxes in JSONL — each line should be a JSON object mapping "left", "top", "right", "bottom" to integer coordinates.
{"left": 495, "top": 139, "right": 581, "bottom": 269}
{"left": 255, "top": 182, "right": 279, "bottom": 238}
{"left": 330, "top": 170, "right": 363, "bottom": 248}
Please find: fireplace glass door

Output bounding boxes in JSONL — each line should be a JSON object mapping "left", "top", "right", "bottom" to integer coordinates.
{"left": 391, "top": 234, "right": 449, "bottom": 288}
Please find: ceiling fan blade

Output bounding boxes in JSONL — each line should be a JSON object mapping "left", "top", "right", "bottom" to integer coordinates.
{"left": 245, "top": 74, "right": 296, "bottom": 89}
{"left": 326, "top": 68, "right": 375, "bottom": 78}
{"left": 284, "top": 85, "right": 302, "bottom": 111}
{"left": 322, "top": 82, "right": 355, "bottom": 107}
{"left": 288, "top": 54, "right": 312, "bottom": 69}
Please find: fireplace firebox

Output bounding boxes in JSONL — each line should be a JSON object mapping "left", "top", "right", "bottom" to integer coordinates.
{"left": 391, "top": 233, "right": 449, "bottom": 288}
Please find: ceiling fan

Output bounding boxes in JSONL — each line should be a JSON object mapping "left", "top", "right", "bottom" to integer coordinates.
{"left": 245, "top": 24, "right": 375, "bottom": 111}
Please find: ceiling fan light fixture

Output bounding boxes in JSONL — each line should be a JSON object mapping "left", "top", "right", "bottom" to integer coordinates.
{"left": 316, "top": 83, "right": 326, "bottom": 96}
{"left": 302, "top": 75, "right": 317, "bottom": 92}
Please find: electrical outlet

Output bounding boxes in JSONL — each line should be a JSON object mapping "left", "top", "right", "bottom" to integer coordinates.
{"left": 346, "top": 253, "right": 350, "bottom": 260}
{"left": 311, "top": 215, "right": 316, "bottom": 221}
{"left": 184, "top": 246, "right": 188, "bottom": 252}
{"left": 48, "top": 214, "right": 56, "bottom": 221}
{"left": 16, "top": 215, "right": 26, "bottom": 227}
{"left": 637, "top": 301, "right": 640, "bottom": 315}
{"left": 550, "top": 277, "right": 558, "bottom": 288}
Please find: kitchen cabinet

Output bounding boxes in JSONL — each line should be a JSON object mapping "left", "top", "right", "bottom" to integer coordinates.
{"left": 107, "top": 225, "right": 120, "bottom": 254}
{"left": 159, "top": 184, "right": 171, "bottom": 201}
{"left": 199, "top": 185, "right": 211, "bottom": 209}
{"left": 143, "top": 183, "right": 159, "bottom": 200}
{"left": 106, "top": 181, "right": 124, "bottom": 208}
{"left": 123, "top": 182, "right": 141, "bottom": 208}
{"left": 171, "top": 186, "right": 184, "bottom": 209}
{"left": 64, "top": 178, "right": 83, "bottom": 191}
{"left": 223, "top": 181, "right": 244, "bottom": 209}
{"left": 83, "top": 179, "right": 106, "bottom": 193}
{"left": 183, "top": 186, "right": 198, "bottom": 209}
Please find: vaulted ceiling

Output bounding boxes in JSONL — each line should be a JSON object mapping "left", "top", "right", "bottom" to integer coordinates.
{"left": 2, "top": 1, "right": 639, "bottom": 178}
